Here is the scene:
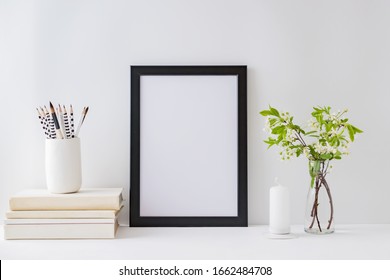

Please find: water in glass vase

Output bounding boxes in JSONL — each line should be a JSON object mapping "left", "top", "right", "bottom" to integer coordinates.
{"left": 304, "top": 160, "right": 335, "bottom": 234}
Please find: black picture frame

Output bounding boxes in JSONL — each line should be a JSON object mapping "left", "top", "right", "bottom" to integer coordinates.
{"left": 130, "top": 65, "right": 247, "bottom": 227}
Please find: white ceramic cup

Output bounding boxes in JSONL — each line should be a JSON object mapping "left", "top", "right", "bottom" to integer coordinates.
{"left": 45, "top": 137, "right": 82, "bottom": 194}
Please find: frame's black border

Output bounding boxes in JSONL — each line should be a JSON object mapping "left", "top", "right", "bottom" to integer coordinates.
{"left": 130, "top": 65, "right": 247, "bottom": 227}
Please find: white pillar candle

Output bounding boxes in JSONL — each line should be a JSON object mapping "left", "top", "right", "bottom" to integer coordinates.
{"left": 269, "top": 181, "right": 290, "bottom": 234}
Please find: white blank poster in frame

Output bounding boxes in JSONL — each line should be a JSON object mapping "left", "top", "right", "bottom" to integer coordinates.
{"left": 130, "top": 66, "right": 247, "bottom": 227}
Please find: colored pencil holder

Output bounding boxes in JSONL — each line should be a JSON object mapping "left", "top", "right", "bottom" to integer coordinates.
{"left": 45, "top": 137, "right": 82, "bottom": 194}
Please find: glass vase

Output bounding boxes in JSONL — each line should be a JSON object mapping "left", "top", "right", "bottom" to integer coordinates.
{"left": 304, "top": 160, "right": 335, "bottom": 234}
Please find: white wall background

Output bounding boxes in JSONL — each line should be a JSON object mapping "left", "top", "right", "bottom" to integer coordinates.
{"left": 1, "top": 0, "right": 389, "bottom": 226}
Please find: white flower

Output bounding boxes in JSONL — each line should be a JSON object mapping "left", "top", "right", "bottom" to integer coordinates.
{"left": 341, "top": 142, "right": 350, "bottom": 155}
{"left": 329, "top": 128, "right": 338, "bottom": 137}
{"left": 308, "top": 118, "right": 319, "bottom": 130}
{"left": 281, "top": 112, "right": 290, "bottom": 120}
{"left": 285, "top": 129, "right": 295, "bottom": 142}
{"left": 303, "top": 147, "right": 310, "bottom": 158}
{"left": 279, "top": 146, "right": 295, "bottom": 161}
{"left": 313, "top": 142, "right": 336, "bottom": 155}
{"left": 314, "top": 142, "right": 324, "bottom": 154}
{"left": 342, "top": 142, "right": 350, "bottom": 149}
{"left": 263, "top": 117, "right": 271, "bottom": 133}
{"left": 325, "top": 143, "right": 337, "bottom": 154}
{"left": 329, "top": 112, "right": 340, "bottom": 125}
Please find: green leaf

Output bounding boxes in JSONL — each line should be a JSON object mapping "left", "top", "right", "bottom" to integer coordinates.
{"left": 304, "top": 130, "right": 317, "bottom": 136}
{"left": 309, "top": 160, "right": 321, "bottom": 188}
{"left": 272, "top": 126, "right": 285, "bottom": 134}
{"left": 276, "top": 134, "right": 283, "bottom": 144}
{"left": 320, "top": 153, "right": 333, "bottom": 160}
{"left": 319, "top": 138, "right": 326, "bottom": 144}
{"left": 315, "top": 114, "right": 323, "bottom": 124}
{"left": 334, "top": 151, "right": 342, "bottom": 160}
{"left": 264, "top": 143, "right": 275, "bottom": 149}
{"left": 264, "top": 138, "right": 275, "bottom": 144}
{"left": 312, "top": 106, "right": 321, "bottom": 112}
{"left": 292, "top": 125, "right": 304, "bottom": 134}
{"left": 352, "top": 125, "right": 363, "bottom": 133}
{"left": 264, "top": 138, "right": 276, "bottom": 149}
{"left": 324, "top": 106, "right": 331, "bottom": 114}
{"left": 325, "top": 122, "right": 332, "bottom": 132}
{"left": 269, "top": 118, "right": 277, "bottom": 126}
{"left": 309, "top": 160, "right": 321, "bottom": 176}
{"left": 347, "top": 124, "right": 355, "bottom": 142}
{"left": 260, "top": 110, "right": 271, "bottom": 116}
{"left": 269, "top": 106, "right": 280, "bottom": 117}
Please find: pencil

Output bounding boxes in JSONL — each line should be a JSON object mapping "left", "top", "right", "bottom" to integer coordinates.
{"left": 70, "top": 104, "right": 74, "bottom": 138}
{"left": 58, "top": 104, "right": 67, "bottom": 138}
{"left": 44, "top": 106, "right": 56, "bottom": 139}
{"left": 49, "top": 102, "right": 64, "bottom": 139}
{"left": 36, "top": 108, "right": 49, "bottom": 139}
{"left": 75, "top": 106, "right": 89, "bottom": 137}
{"left": 63, "top": 105, "right": 71, "bottom": 139}
{"left": 41, "top": 107, "right": 52, "bottom": 139}
{"left": 39, "top": 107, "right": 49, "bottom": 138}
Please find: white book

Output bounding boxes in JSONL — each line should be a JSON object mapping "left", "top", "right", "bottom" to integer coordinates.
{"left": 6, "top": 205, "right": 123, "bottom": 219}
{"left": 4, "top": 218, "right": 115, "bottom": 225}
{"left": 9, "top": 188, "right": 123, "bottom": 211}
{"left": 4, "top": 222, "right": 119, "bottom": 239}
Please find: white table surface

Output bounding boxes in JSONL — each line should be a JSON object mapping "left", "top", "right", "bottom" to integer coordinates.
{"left": 1, "top": 224, "right": 389, "bottom": 260}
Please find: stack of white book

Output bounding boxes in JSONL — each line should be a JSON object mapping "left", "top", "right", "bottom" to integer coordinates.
{"left": 4, "top": 188, "right": 123, "bottom": 240}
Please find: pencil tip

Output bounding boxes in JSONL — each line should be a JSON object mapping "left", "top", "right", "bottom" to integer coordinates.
{"left": 49, "top": 102, "right": 55, "bottom": 112}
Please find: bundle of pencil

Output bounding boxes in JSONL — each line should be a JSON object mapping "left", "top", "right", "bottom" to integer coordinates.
{"left": 36, "top": 102, "right": 89, "bottom": 139}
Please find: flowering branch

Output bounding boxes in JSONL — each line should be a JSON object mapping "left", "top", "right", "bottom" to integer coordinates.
{"left": 260, "top": 105, "right": 363, "bottom": 233}
{"left": 260, "top": 106, "right": 363, "bottom": 182}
